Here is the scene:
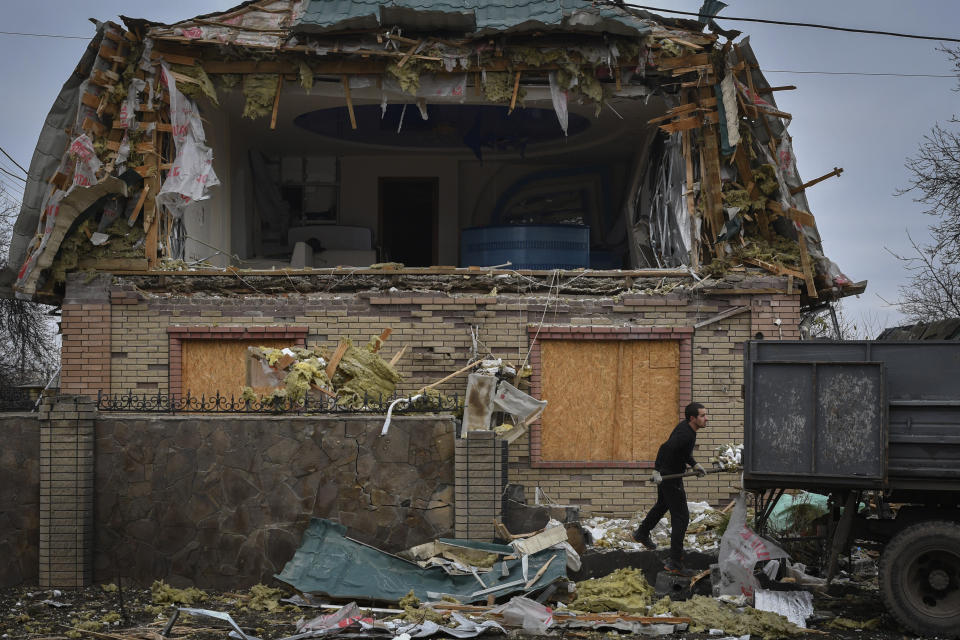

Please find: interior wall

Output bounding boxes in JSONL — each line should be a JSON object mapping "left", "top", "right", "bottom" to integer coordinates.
{"left": 340, "top": 156, "right": 460, "bottom": 265}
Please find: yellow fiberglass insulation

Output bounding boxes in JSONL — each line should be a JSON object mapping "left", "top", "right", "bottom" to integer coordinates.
{"left": 331, "top": 338, "right": 402, "bottom": 407}
{"left": 243, "top": 74, "right": 279, "bottom": 120}
{"left": 299, "top": 61, "right": 314, "bottom": 92}
{"left": 170, "top": 63, "right": 219, "bottom": 105}
{"left": 649, "top": 595, "right": 803, "bottom": 638}
{"left": 568, "top": 568, "right": 655, "bottom": 613}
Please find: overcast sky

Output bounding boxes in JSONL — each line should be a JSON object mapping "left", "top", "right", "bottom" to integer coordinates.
{"left": 1, "top": 1, "right": 957, "bottom": 331}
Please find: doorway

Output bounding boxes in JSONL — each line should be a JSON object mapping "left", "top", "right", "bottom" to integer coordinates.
{"left": 378, "top": 178, "right": 439, "bottom": 267}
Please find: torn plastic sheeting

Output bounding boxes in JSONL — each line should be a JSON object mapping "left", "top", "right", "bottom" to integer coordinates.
{"left": 275, "top": 518, "right": 566, "bottom": 603}
{"left": 462, "top": 373, "right": 496, "bottom": 434}
{"left": 488, "top": 596, "right": 553, "bottom": 634}
{"left": 389, "top": 611, "right": 505, "bottom": 638}
{"left": 178, "top": 607, "right": 261, "bottom": 640}
{"left": 754, "top": 588, "right": 813, "bottom": 629}
{"left": 717, "top": 493, "right": 789, "bottom": 599}
{"left": 297, "top": 602, "right": 375, "bottom": 637}
{"left": 562, "top": 619, "right": 678, "bottom": 636}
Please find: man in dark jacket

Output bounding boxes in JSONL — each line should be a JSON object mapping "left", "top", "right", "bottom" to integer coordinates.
{"left": 633, "top": 402, "right": 708, "bottom": 574}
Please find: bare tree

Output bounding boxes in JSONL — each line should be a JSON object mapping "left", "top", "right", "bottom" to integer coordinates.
{"left": 887, "top": 234, "right": 960, "bottom": 323}
{"left": 0, "top": 189, "right": 58, "bottom": 387}
{"left": 894, "top": 45, "right": 960, "bottom": 320}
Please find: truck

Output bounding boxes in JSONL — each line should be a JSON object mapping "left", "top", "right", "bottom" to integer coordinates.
{"left": 742, "top": 340, "right": 960, "bottom": 638}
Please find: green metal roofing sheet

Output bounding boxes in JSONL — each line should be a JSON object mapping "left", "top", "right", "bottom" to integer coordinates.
{"left": 296, "top": 0, "right": 653, "bottom": 35}
{"left": 275, "top": 518, "right": 567, "bottom": 603}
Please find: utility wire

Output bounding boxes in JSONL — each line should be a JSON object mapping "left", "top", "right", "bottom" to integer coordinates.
{"left": 0, "top": 30, "right": 89, "bottom": 40}
{"left": 0, "top": 166, "right": 26, "bottom": 183}
{"left": 615, "top": 2, "right": 960, "bottom": 44}
{"left": 0, "top": 145, "right": 27, "bottom": 175}
{"left": 762, "top": 69, "right": 955, "bottom": 78}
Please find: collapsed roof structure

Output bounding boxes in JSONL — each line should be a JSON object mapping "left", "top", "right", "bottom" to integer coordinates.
{"left": 2, "top": 0, "right": 865, "bottom": 304}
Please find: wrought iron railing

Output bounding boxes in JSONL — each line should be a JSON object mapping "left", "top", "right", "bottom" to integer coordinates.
{"left": 96, "top": 390, "right": 462, "bottom": 414}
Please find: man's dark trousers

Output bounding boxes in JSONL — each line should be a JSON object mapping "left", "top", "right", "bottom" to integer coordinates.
{"left": 637, "top": 479, "right": 688, "bottom": 561}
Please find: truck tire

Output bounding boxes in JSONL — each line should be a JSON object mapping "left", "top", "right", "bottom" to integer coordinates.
{"left": 879, "top": 520, "right": 960, "bottom": 638}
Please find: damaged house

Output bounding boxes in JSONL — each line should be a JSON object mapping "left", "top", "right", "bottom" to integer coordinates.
{"left": 1, "top": 0, "right": 865, "bottom": 588}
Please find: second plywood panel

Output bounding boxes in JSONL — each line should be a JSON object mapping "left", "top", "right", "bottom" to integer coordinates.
{"left": 540, "top": 339, "right": 679, "bottom": 462}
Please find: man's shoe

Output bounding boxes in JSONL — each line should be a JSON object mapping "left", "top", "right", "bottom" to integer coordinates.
{"left": 632, "top": 529, "right": 657, "bottom": 550}
{"left": 663, "top": 559, "right": 697, "bottom": 577}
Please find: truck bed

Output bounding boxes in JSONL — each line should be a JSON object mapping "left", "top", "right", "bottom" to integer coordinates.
{"left": 743, "top": 341, "right": 960, "bottom": 492}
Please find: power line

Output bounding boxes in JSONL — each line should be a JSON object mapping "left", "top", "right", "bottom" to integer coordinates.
{"left": 0, "top": 166, "right": 26, "bottom": 183}
{"left": 616, "top": 2, "right": 960, "bottom": 44}
{"left": 0, "top": 30, "right": 89, "bottom": 40}
{"left": 0, "top": 145, "right": 27, "bottom": 175}
{"left": 762, "top": 69, "right": 955, "bottom": 78}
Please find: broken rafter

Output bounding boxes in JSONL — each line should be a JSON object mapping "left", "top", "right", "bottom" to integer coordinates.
{"left": 342, "top": 75, "right": 357, "bottom": 130}
{"left": 270, "top": 74, "right": 283, "bottom": 130}
{"left": 789, "top": 167, "right": 843, "bottom": 195}
{"left": 694, "top": 306, "right": 750, "bottom": 329}
{"left": 397, "top": 38, "right": 425, "bottom": 68}
{"left": 508, "top": 71, "right": 521, "bottom": 114}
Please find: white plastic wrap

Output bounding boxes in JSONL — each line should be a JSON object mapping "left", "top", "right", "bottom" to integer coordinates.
{"left": 717, "top": 493, "right": 789, "bottom": 599}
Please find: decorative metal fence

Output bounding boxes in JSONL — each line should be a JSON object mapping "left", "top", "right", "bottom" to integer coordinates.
{"left": 96, "top": 390, "right": 462, "bottom": 414}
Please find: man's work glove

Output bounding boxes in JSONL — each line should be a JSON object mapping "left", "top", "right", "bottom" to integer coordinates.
{"left": 652, "top": 470, "right": 663, "bottom": 485}
{"left": 693, "top": 463, "right": 707, "bottom": 477}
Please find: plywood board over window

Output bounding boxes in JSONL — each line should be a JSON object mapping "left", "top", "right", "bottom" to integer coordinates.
{"left": 540, "top": 339, "right": 679, "bottom": 463}
{"left": 181, "top": 339, "right": 290, "bottom": 399}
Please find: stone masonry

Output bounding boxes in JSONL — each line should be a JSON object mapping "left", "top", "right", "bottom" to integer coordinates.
{"left": 94, "top": 414, "right": 455, "bottom": 588}
{"left": 0, "top": 413, "right": 40, "bottom": 587}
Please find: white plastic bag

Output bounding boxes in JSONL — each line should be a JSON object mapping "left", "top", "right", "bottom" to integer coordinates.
{"left": 717, "top": 492, "right": 789, "bottom": 599}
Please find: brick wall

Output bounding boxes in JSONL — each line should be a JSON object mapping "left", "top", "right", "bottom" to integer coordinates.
{"left": 455, "top": 431, "right": 504, "bottom": 540}
{"left": 38, "top": 395, "right": 96, "bottom": 588}
{"left": 66, "top": 275, "right": 802, "bottom": 516}
{"left": 61, "top": 274, "right": 111, "bottom": 396}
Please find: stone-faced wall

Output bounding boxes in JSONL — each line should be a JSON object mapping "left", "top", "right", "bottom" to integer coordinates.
{"left": 0, "top": 414, "right": 40, "bottom": 587}
{"left": 66, "top": 272, "right": 802, "bottom": 517}
{"left": 94, "top": 415, "right": 455, "bottom": 589}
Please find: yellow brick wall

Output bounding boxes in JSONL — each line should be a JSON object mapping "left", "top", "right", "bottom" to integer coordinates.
{"left": 102, "top": 284, "right": 801, "bottom": 513}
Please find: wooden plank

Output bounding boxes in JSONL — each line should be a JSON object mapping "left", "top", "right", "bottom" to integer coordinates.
{"left": 417, "top": 360, "right": 482, "bottom": 394}
{"left": 694, "top": 306, "right": 750, "bottom": 329}
{"left": 759, "top": 85, "right": 797, "bottom": 93}
{"left": 270, "top": 74, "right": 284, "bottom": 130}
{"left": 657, "top": 52, "right": 709, "bottom": 71}
{"left": 786, "top": 207, "right": 817, "bottom": 227}
{"left": 740, "top": 256, "right": 804, "bottom": 280}
{"left": 508, "top": 71, "right": 521, "bottom": 114}
{"left": 397, "top": 38, "right": 424, "bottom": 68}
{"left": 128, "top": 186, "right": 150, "bottom": 226}
{"left": 98, "top": 43, "right": 118, "bottom": 61}
{"left": 789, "top": 167, "right": 843, "bottom": 195}
{"left": 81, "top": 92, "right": 101, "bottom": 109}
{"left": 144, "top": 216, "right": 159, "bottom": 270}
{"left": 700, "top": 288, "right": 786, "bottom": 295}
{"left": 389, "top": 345, "right": 408, "bottom": 367}
{"left": 371, "top": 328, "right": 392, "bottom": 352}
{"left": 796, "top": 229, "right": 819, "bottom": 299}
{"left": 82, "top": 116, "right": 107, "bottom": 137}
{"left": 325, "top": 339, "right": 350, "bottom": 378}
{"left": 77, "top": 257, "right": 149, "bottom": 271}
{"left": 658, "top": 111, "right": 719, "bottom": 133}
{"left": 150, "top": 49, "right": 198, "bottom": 66}
{"left": 341, "top": 75, "right": 356, "bottom": 130}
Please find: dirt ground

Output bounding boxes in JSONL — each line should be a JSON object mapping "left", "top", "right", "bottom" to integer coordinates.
{"left": 0, "top": 572, "right": 914, "bottom": 640}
